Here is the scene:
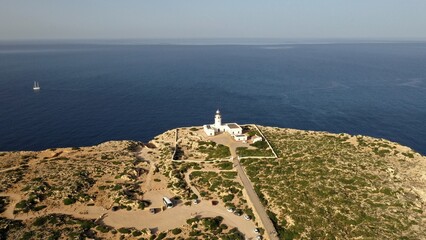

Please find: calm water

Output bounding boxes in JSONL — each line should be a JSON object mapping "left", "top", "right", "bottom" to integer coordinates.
{"left": 0, "top": 42, "right": 425, "bottom": 154}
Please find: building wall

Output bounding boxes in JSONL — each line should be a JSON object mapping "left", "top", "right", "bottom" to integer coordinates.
{"left": 234, "top": 135, "right": 248, "bottom": 141}
{"left": 203, "top": 125, "right": 215, "bottom": 136}
{"left": 232, "top": 129, "right": 242, "bottom": 135}
{"left": 216, "top": 125, "right": 228, "bottom": 133}
{"left": 204, "top": 122, "right": 245, "bottom": 140}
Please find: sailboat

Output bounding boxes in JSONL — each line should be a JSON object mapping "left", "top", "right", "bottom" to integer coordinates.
{"left": 33, "top": 81, "right": 40, "bottom": 90}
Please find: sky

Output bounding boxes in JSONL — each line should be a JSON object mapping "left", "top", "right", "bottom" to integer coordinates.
{"left": 0, "top": 0, "right": 426, "bottom": 41}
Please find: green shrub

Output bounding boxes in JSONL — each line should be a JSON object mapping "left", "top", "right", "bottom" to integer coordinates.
{"left": 21, "top": 231, "right": 34, "bottom": 240}
{"left": 63, "top": 198, "right": 76, "bottom": 205}
{"left": 251, "top": 141, "right": 268, "bottom": 149}
{"left": 15, "top": 200, "right": 28, "bottom": 209}
{"left": 216, "top": 161, "right": 233, "bottom": 170}
{"left": 79, "top": 220, "right": 95, "bottom": 229}
{"left": 222, "top": 194, "right": 234, "bottom": 202}
{"left": 172, "top": 228, "right": 182, "bottom": 235}
{"left": 199, "top": 143, "right": 230, "bottom": 159}
{"left": 156, "top": 232, "right": 167, "bottom": 240}
{"left": 33, "top": 216, "right": 48, "bottom": 226}
{"left": 33, "top": 205, "right": 47, "bottom": 211}
{"left": 118, "top": 228, "right": 131, "bottom": 234}
{"left": 47, "top": 231, "right": 61, "bottom": 240}
{"left": 221, "top": 171, "right": 237, "bottom": 179}
{"left": 189, "top": 230, "right": 201, "bottom": 236}
{"left": 96, "top": 225, "right": 111, "bottom": 233}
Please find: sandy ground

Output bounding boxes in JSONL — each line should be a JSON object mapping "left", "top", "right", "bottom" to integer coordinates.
{"left": 0, "top": 192, "right": 107, "bottom": 221}
{"left": 207, "top": 132, "right": 252, "bottom": 151}
{"left": 143, "top": 189, "right": 175, "bottom": 209}
{"left": 0, "top": 193, "right": 22, "bottom": 219}
{"left": 103, "top": 200, "right": 258, "bottom": 239}
{"left": 1, "top": 188, "right": 259, "bottom": 239}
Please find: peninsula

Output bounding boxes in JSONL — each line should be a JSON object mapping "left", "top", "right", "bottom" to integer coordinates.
{"left": 1, "top": 112, "right": 425, "bottom": 239}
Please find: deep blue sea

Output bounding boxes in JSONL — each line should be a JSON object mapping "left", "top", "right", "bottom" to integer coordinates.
{"left": 0, "top": 42, "right": 425, "bottom": 154}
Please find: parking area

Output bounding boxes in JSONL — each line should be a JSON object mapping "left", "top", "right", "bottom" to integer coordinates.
{"left": 103, "top": 197, "right": 259, "bottom": 239}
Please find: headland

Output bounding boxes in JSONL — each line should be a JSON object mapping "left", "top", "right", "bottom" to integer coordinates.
{"left": 0, "top": 123, "right": 425, "bottom": 239}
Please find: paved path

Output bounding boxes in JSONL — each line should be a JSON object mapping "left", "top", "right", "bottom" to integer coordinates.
{"left": 229, "top": 147, "right": 279, "bottom": 240}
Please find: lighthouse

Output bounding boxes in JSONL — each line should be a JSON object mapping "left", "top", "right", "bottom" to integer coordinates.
{"left": 214, "top": 109, "right": 222, "bottom": 129}
{"left": 203, "top": 109, "right": 246, "bottom": 141}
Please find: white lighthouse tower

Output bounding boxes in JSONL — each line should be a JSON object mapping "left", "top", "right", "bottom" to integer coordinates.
{"left": 203, "top": 109, "right": 246, "bottom": 140}
{"left": 214, "top": 109, "right": 222, "bottom": 129}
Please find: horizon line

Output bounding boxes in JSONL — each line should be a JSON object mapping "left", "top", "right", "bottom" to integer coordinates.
{"left": 1, "top": 37, "right": 426, "bottom": 46}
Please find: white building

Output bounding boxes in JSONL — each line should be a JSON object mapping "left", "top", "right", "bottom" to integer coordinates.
{"left": 234, "top": 134, "right": 248, "bottom": 141}
{"left": 203, "top": 110, "right": 247, "bottom": 141}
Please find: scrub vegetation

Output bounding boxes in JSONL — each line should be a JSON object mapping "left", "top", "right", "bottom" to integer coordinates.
{"left": 0, "top": 141, "right": 149, "bottom": 213}
{"left": 1, "top": 126, "right": 424, "bottom": 240}
{"left": 198, "top": 141, "right": 231, "bottom": 160}
{"left": 236, "top": 140, "right": 274, "bottom": 157}
{"left": 240, "top": 126, "right": 425, "bottom": 239}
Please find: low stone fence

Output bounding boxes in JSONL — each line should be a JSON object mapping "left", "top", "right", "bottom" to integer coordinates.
{"left": 252, "top": 124, "right": 278, "bottom": 158}
{"left": 238, "top": 156, "right": 276, "bottom": 160}
{"left": 171, "top": 129, "right": 179, "bottom": 161}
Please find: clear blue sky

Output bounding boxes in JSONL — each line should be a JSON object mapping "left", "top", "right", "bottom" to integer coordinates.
{"left": 1, "top": 0, "right": 425, "bottom": 40}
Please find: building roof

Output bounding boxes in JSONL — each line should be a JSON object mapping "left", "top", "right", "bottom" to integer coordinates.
{"left": 227, "top": 123, "right": 241, "bottom": 129}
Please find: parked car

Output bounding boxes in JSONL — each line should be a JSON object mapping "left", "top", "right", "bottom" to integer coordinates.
{"left": 193, "top": 199, "right": 199, "bottom": 205}
{"left": 244, "top": 214, "right": 252, "bottom": 220}
{"left": 226, "top": 207, "right": 235, "bottom": 213}
{"left": 254, "top": 228, "right": 260, "bottom": 233}
{"left": 234, "top": 210, "right": 242, "bottom": 216}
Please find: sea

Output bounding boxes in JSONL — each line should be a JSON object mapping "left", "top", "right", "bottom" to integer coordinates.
{"left": 0, "top": 41, "right": 425, "bottom": 155}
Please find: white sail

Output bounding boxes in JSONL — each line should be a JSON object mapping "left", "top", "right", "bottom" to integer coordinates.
{"left": 33, "top": 81, "right": 40, "bottom": 90}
